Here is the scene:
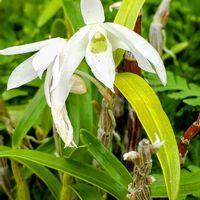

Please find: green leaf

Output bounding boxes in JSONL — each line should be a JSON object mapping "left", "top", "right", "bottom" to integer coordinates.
{"left": 37, "top": 0, "right": 62, "bottom": 27}
{"left": 14, "top": 158, "right": 61, "bottom": 200}
{"left": 162, "top": 42, "right": 188, "bottom": 61}
{"left": 113, "top": 0, "right": 145, "bottom": 66}
{"left": 61, "top": 0, "right": 84, "bottom": 36}
{"left": 2, "top": 89, "right": 28, "bottom": 101}
{"left": 115, "top": 73, "right": 180, "bottom": 200}
{"left": 12, "top": 86, "right": 47, "bottom": 148}
{"left": 114, "top": 0, "right": 145, "bottom": 28}
{"left": 152, "top": 166, "right": 200, "bottom": 198}
{"left": 147, "top": 71, "right": 200, "bottom": 106}
{"left": 71, "top": 183, "right": 104, "bottom": 200}
{"left": 0, "top": 147, "right": 127, "bottom": 200}
{"left": 81, "top": 130, "right": 131, "bottom": 188}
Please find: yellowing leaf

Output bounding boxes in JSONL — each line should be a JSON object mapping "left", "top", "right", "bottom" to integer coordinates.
{"left": 115, "top": 73, "right": 180, "bottom": 200}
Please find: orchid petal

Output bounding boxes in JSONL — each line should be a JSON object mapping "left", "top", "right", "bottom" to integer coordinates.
{"left": 0, "top": 38, "right": 59, "bottom": 55}
{"left": 7, "top": 55, "right": 37, "bottom": 90}
{"left": 44, "top": 64, "right": 53, "bottom": 107}
{"left": 51, "top": 27, "right": 89, "bottom": 111}
{"left": 107, "top": 28, "right": 155, "bottom": 73}
{"left": 85, "top": 38, "right": 115, "bottom": 92}
{"left": 70, "top": 75, "right": 87, "bottom": 94}
{"left": 51, "top": 106, "right": 76, "bottom": 147}
{"left": 32, "top": 39, "right": 65, "bottom": 78}
{"left": 104, "top": 23, "right": 167, "bottom": 85}
{"left": 50, "top": 56, "right": 60, "bottom": 91}
{"left": 81, "top": 0, "right": 105, "bottom": 25}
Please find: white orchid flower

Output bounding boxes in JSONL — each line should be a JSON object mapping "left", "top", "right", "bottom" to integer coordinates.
{"left": 52, "top": 0, "right": 167, "bottom": 112}
{"left": 0, "top": 38, "right": 87, "bottom": 147}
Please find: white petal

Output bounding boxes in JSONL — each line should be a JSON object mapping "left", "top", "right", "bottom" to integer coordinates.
{"left": 51, "top": 106, "right": 76, "bottom": 147}
{"left": 50, "top": 56, "right": 60, "bottom": 91}
{"left": 0, "top": 38, "right": 60, "bottom": 55}
{"left": 81, "top": 0, "right": 105, "bottom": 25}
{"left": 51, "top": 28, "right": 89, "bottom": 111}
{"left": 85, "top": 38, "right": 115, "bottom": 92}
{"left": 32, "top": 39, "right": 65, "bottom": 78}
{"left": 7, "top": 55, "right": 38, "bottom": 90}
{"left": 104, "top": 23, "right": 167, "bottom": 85}
{"left": 70, "top": 75, "right": 87, "bottom": 94}
{"left": 44, "top": 64, "right": 53, "bottom": 107}
{"left": 107, "top": 30, "right": 155, "bottom": 73}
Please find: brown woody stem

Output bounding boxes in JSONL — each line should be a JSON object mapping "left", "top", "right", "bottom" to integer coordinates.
{"left": 178, "top": 113, "right": 200, "bottom": 164}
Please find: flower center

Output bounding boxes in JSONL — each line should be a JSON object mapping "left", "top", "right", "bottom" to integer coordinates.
{"left": 90, "top": 32, "right": 107, "bottom": 53}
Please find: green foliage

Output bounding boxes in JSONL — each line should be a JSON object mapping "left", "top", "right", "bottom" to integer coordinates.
{"left": 0, "top": 0, "right": 200, "bottom": 199}
{"left": 12, "top": 85, "right": 47, "bottom": 148}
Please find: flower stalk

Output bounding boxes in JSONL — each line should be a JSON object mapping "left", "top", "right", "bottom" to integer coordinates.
{"left": 53, "top": 126, "right": 72, "bottom": 200}
{"left": 98, "top": 93, "right": 116, "bottom": 148}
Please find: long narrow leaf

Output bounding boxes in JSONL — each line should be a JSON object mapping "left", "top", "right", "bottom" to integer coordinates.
{"left": 12, "top": 86, "right": 47, "bottom": 148}
{"left": 14, "top": 158, "right": 61, "bottom": 200}
{"left": 115, "top": 73, "right": 180, "bottom": 200}
{"left": 0, "top": 147, "right": 127, "bottom": 200}
{"left": 81, "top": 130, "right": 131, "bottom": 187}
{"left": 71, "top": 183, "right": 104, "bottom": 200}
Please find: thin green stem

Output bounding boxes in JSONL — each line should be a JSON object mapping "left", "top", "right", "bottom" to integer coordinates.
{"left": 53, "top": 125, "right": 72, "bottom": 200}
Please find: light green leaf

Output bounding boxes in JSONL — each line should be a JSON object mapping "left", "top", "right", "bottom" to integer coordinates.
{"left": 81, "top": 130, "right": 132, "bottom": 188}
{"left": 113, "top": 0, "right": 145, "bottom": 66}
{"left": 37, "top": 0, "right": 62, "bottom": 27}
{"left": 114, "top": 0, "right": 145, "bottom": 28}
{"left": 115, "top": 73, "right": 180, "bottom": 200}
{"left": 0, "top": 147, "right": 127, "bottom": 200}
{"left": 71, "top": 183, "right": 104, "bottom": 200}
{"left": 12, "top": 86, "right": 47, "bottom": 148}
{"left": 2, "top": 89, "right": 28, "bottom": 101}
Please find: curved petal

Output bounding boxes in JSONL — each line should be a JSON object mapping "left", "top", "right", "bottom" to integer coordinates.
{"left": 104, "top": 23, "right": 167, "bottom": 85}
{"left": 7, "top": 55, "right": 38, "bottom": 90}
{"left": 51, "top": 28, "right": 89, "bottom": 111}
{"left": 51, "top": 106, "right": 76, "bottom": 147}
{"left": 107, "top": 28, "right": 155, "bottom": 73}
{"left": 70, "top": 75, "right": 87, "bottom": 94}
{"left": 44, "top": 64, "right": 53, "bottom": 107}
{"left": 85, "top": 38, "right": 115, "bottom": 92}
{"left": 50, "top": 56, "right": 60, "bottom": 91}
{"left": 81, "top": 0, "right": 105, "bottom": 25}
{"left": 32, "top": 39, "right": 65, "bottom": 78}
{"left": 0, "top": 38, "right": 60, "bottom": 55}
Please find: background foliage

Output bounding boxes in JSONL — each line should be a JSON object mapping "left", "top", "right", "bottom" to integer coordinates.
{"left": 0, "top": 0, "right": 200, "bottom": 199}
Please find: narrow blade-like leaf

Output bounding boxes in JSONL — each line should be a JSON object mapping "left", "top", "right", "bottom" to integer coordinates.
{"left": 81, "top": 130, "right": 131, "bottom": 187}
{"left": 115, "top": 73, "right": 180, "bottom": 200}
{"left": 12, "top": 86, "right": 47, "bottom": 148}
{"left": 0, "top": 147, "right": 127, "bottom": 200}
